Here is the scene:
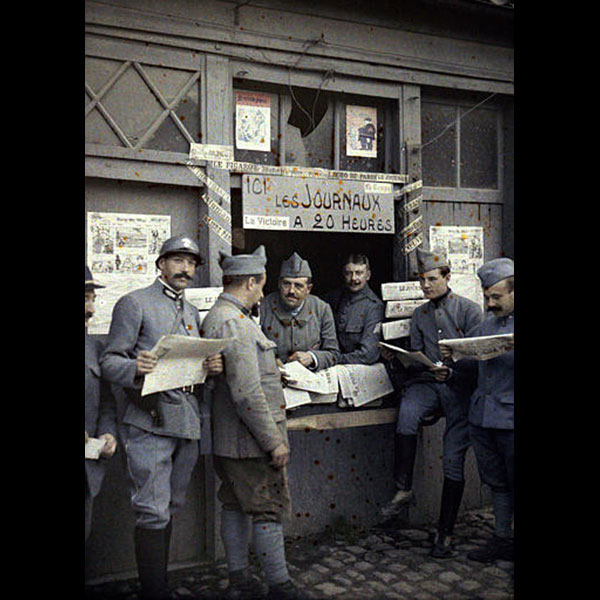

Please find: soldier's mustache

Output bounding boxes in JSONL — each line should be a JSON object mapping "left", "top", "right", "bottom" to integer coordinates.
{"left": 174, "top": 273, "right": 192, "bottom": 280}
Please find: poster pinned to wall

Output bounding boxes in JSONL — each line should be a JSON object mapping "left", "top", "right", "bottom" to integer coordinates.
{"left": 235, "top": 91, "right": 271, "bottom": 152}
{"left": 429, "top": 226, "right": 484, "bottom": 309}
{"left": 346, "top": 105, "right": 377, "bottom": 158}
{"left": 87, "top": 212, "right": 171, "bottom": 334}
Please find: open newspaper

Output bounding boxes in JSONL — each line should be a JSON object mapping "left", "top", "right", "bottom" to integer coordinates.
{"left": 141, "top": 335, "right": 234, "bottom": 396}
{"left": 438, "top": 333, "right": 514, "bottom": 361}
{"left": 378, "top": 341, "right": 440, "bottom": 369}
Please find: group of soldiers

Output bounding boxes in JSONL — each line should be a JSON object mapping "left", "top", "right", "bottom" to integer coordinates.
{"left": 85, "top": 234, "right": 514, "bottom": 600}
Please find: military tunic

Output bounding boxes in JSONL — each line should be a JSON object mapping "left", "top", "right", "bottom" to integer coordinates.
{"left": 468, "top": 311, "right": 514, "bottom": 494}
{"left": 260, "top": 292, "right": 340, "bottom": 371}
{"left": 396, "top": 289, "right": 483, "bottom": 481}
{"left": 99, "top": 278, "right": 205, "bottom": 528}
{"left": 85, "top": 334, "right": 117, "bottom": 540}
{"left": 323, "top": 284, "right": 384, "bottom": 365}
{"left": 202, "top": 293, "right": 291, "bottom": 521}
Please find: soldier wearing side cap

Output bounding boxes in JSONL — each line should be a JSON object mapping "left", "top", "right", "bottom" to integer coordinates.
{"left": 452, "top": 258, "right": 514, "bottom": 563}
{"left": 100, "top": 235, "right": 224, "bottom": 600}
{"left": 85, "top": 266, "right": 117, "bottom": 543}
{"left": 201, "top": 246, "right": 303, "bottom": 600}
{"left": 380, "top": 248, "right": 483, "bottom": 559}
{"left": 260, "top": 252, "right": 340, "bottom": 372}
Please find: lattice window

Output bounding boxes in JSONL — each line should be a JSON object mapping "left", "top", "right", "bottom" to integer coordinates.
{"left": 85, "top": 57, "right": 201, "bottom": 153}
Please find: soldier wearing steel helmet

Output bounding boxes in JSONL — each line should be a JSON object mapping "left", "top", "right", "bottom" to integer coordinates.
{"left": 100, "top": 234, "right": 224, "bottom": 600}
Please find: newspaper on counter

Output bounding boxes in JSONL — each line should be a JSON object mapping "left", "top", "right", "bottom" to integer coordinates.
{"left": 438, "top": 333, "right": 514, "bottom": 361}
{"left": 282, "top": 386, "right": 312, "bottom": 409}
{"left": 279, "top": 361, "right": 338, "bottom": 395}
{"left": 378, "top": 341, "right": 440, "bottom": 369}
{"left": 85, "top": 437, "right": 107, "bottom": 460}
{"left": 141, "top": 335, "right": 234, "bottom": 396}
{"left": 335, "top": 363, "right": 394, "bottom": 408}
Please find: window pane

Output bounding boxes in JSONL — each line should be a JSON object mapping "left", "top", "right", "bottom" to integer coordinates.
{"left": 421, "top": 102, "right": 457, "bottom": 187}
{"left": 285, "top": 95, "right": 334, "bottom": 169}
{"left": 460, "top": 107, "right": 498, "bottom": 189}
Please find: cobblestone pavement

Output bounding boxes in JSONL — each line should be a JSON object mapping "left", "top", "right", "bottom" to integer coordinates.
{"left": 85, "top": 508, "right": 514, "bottom": 600}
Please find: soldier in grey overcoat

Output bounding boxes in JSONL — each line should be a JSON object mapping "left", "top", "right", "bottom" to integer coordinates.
{"left": 100, "top": 235, "right": 223, "bottom": 600}
{"left": 260, "top": 252, "right": 340, "bottom": 371}
{"left": 381, "top": 248, "right": 483, "bottom": 559}
{"left": 460, "top": 258, "right": 514, "bottom": 563}
{"left": 85, "top": 266, "right": 117, "bottom": 543}
{"left": 201, "top": 245, "right": 302, "bottom": 600}
{"left": 323, "top": 253, "right": 384, "bottom": 365}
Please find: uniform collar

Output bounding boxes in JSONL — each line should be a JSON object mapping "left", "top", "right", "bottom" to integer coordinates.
{"left": 157, "top": 277, "right": 184, "bottom": 302}
{"left": 271, "top": 294, "right": 308, "bottom": 326}
{"left": 220, "top": 292, "right": 251, "bottom": 316}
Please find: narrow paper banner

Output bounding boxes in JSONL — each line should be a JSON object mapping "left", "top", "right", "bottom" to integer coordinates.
{"left": 397, "top": 179, "right": 423, "bottom": 196}
{"left": 403, "top": 232, "right": 423, "bottom": 254}
{"left": 403, "top": 194, "right": 422, "bottom": 213}
{"left": 203, "top": 214, "right": 232, "bottom": 244}
{"left": 400, "top": 214, "right": 423, "bottom": 237}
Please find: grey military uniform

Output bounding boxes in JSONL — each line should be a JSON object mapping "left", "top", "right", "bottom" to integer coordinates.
{"left": 260, "top": 292, "right": 340, "bottom": 371}
{"left": 100, "top": 278, "right": 203, "bottom": 439}
{"left": 85, "top": 334, "right": 117, "bottom": 540}
{"left": 324, "top": 284, "right": 384, "bottom": 365}
{"left": 100, "top": 277, "right": 205, "bottom": 528}
{"left": 201, "top": 293, "right": 288, "bottom": 458}
{"left": 396, "top": 290, "right": 483, "bottom": 481}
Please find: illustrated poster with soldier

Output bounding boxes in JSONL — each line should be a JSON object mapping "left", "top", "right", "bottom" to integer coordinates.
{"left": 346, "top": 105, "right": 377, "bottom": 158}
{"left": 87, "top": 212, "right": 171, "bottom": 334}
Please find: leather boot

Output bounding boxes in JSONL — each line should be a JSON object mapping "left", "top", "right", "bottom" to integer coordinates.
{"left": 134, "top": 526, "right": 169, "bottom": 600}
{"left": 430, "top": 478, "right": 465, "bottom": 558}
{"left": 468, "top": 536, "right": 514, "bottom": 562}
{"left": 381, "top": 434, "right": 418, "bottom": 517}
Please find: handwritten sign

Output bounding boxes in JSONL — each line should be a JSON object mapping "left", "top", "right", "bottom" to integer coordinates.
{"left": 242, "top": 174, "right": 394, "bottom": 234}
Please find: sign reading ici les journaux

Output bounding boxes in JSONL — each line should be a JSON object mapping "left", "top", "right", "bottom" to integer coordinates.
{"left": 242, "top": 173, "right": 395, "bottom": 234}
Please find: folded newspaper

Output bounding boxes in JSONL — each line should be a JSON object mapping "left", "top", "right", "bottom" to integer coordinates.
{"left": 438, "top": 333, "right": 514, "bottom": 361}
{"left": 141, "top": 335, "right": 234, "bottom": 396}
{"left": 378, "top": 341, "right": 440, "bottom": 369}
{"left": 280, "top": 361, "right": 394, "bottom": 409}
{"left": 85, "top": 437, "right": 106, "bottom": 460}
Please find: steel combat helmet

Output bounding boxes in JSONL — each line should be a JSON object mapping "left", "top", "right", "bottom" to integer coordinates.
{"left": 155, "top": 234, "right": 203, "bottom": 268}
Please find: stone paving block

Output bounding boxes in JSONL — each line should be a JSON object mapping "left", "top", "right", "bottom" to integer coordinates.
{"left": 392, "top": 580, "right": 416, "bottom": 595}
{"left": 345, "top": 570, "right": 367, "bottom": 582}
{"left": 419, "top": 580, "right": 452, "bottom": 595}
{"left": 321, "top": 557, "right": 344, "bottom": 569}
{"left": 459, "top": 579, "right": 482, "bottom": 592}
{"left": 332, "top": 574, "right": 353, "bottom": 587}
{"left": 438, "top": 570, "right": 462, "bottom": 584}
{"left": 387, "top": 563, "right": 409, "bottom": 574}
{"left": 402, "top": 570, "right": 426, "bottom": 582}
{"left": 314, "top": 582, "right": 347, "bottom": 597}
{"left": 373, "top": 570, "right": 396, "bottom": 584}
{"left": 346, "top": 545, "right": 367, "bottom": 555}
{"left": 353, "top": 561, "right": 374, "bottom": 572}
{"left": 312, "top": 564, "right": 331, "bottom": 576}
{"left": 400, "top": 529, "right": 431, "bottom": 542}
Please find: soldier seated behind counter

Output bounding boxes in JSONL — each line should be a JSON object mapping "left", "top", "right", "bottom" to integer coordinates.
{"left": 323, "top": 253, "right": 384, "bottom": 365}
{"left": 260, "top": 252, "right": 340, "bottom": 371}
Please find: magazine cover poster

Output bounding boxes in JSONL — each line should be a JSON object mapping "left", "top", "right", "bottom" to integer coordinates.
{"left": 235, "top": 91, "right": 271, "bottom": 152}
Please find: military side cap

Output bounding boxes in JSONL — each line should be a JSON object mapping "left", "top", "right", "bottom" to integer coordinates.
{"left": 477, "top": 258, "right": 514, "bottom": 288}
{"left": 280, "top": 252, "right": 312, "bottom": 278}
{"left": 219, "top": 245, "right": 267, "bottom": 276}
{"left": 85, "top": 265, "right": 105, "bottom": 290}
{"left": 416, "top": 248, "right": 449, "bottom": 273}
{"left": 156, "top": 235, "right": 203, "bottom": 268}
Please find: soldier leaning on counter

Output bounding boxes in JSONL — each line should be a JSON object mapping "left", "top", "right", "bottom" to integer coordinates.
{"left": 260, "top": 252, "right": 340, "bottom": 371}
{"left": 201, "top": 245, "right": 303, "bottom": 600}
{"left": 99, "top": 235, "right": 224, "bottom": 600}
{"left": 323, "top": 253, "right": 384, "bottom": 365}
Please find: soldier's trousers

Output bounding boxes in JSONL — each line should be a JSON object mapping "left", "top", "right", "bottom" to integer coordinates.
{"left": 396, "top": 382, "right": 471, "bottom": 482}
{"left": 123, "top": 424, "right": 199, "bottom": 529}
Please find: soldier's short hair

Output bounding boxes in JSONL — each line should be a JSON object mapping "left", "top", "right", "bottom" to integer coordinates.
{"left": 222, "top": 273, "right": 265, "bottom": 287}
{"left": 343, "top": 253, "right": 370, "bottom": 269}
